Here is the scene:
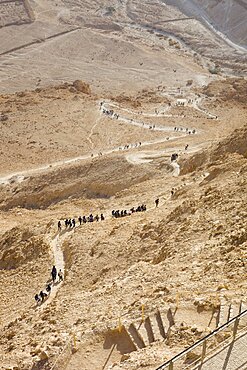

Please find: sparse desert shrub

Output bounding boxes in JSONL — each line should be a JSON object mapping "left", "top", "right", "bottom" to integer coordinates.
{"left": 169, "top": 38, "right": 176, "bottom": 46}
{"left": 105, "top": 6, "right": 116, "bottom": 16}
{"left": 169, "top": 38, "right": 180, "bottom": 48}
{"left": 209, "top": 65, "right": 221, "bottom": 75}
{"left": 0, "top": 114, "right": 8, "bottom": 122}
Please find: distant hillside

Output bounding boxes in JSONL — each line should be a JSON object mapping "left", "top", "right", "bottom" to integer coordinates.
{"left": 165, "top": 0, "right": 247, "bottom": 49}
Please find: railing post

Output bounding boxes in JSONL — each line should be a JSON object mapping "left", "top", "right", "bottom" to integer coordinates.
{"left": 201, "top": 340, "right": 207, "bottom": 360}
{"left": 142, "top": 304, "right": 145, "bottom": 322}
{"left": 227, "top": 304, "right": 232, "bottom": 322}
{"left": 118, "top": 317, "right": 122, "bottom": 333}
{"left": 71, "top": 332, "right": 78, "bottom": 353}
{"left": 156, "top": 308, "right": 247, "bottom": 370}
{"left": 232, "top": 318, "right": 240, "bottom": 339}
{"left": 238, "top": 300, "right": 243, "bottom": 314}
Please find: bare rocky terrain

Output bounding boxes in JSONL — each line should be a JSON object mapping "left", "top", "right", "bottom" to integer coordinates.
{"left": 0, "top": 1, "right": 246, "bottom": 370}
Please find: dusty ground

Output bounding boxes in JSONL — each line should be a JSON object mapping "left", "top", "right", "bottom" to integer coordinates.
{"left": 0, "top": 1, "right": 246, "bottom": 370}
{"left": 1, "top": 0, "right": 246, "bottom": 95}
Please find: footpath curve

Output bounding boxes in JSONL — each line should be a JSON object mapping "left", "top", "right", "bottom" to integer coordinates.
{"left": 0, "top": 98, "right": 202, "bottom": 186}
{"left": 40, "top": 232, "right": 66, "bottom": 309}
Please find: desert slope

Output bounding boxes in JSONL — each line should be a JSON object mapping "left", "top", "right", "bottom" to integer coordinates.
{"left": 0, "top": 1, "right": 247, "bottom": 369}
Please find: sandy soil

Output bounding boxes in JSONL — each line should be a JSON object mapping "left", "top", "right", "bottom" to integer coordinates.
{"left": 0, "top": 1, "right": 247, "bottom": 370}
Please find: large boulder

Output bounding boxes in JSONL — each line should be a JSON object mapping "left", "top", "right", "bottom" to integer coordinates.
{"left": 72, "top": 80, "right": 91, "bottom": 95}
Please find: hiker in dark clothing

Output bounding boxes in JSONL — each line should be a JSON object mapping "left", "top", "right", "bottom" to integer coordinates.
{"left": 100, "top": 213, "right": 105, "bottom": 221}
{"left": 51, "top": 265, "right": 57, "bottom": 283}
{"left": 58, "top": 269, "right": 63, "bottom": 282}
{"left": 40, "top": 291, "right": 47, "bottom": 302}
{"left": 78, "top": 216, "right": 82, "bottom": 225}
{"left": 58, "top": 221, "right": 62, "bottom": 231}
{"left": 46, "top": 284, "right": 51, "bottom": 294}
{"left": 83, "top": 216, "right": 87, "bottom": 223}
{"left": 35, "top": 294, "right": 41, "bottom": 304}
{"left": 72, "top": 219, "right": 76, "bottom": 228}
{"left": 95, "top": 214, "right": 99, "bottom": 221}
{"left": 155, "top": 198, "right": 159, "bottom": 207}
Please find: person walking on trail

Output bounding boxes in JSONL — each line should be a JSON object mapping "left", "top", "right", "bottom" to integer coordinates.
{"left": 51, "top": 265, "right": 57, "bottom": 283}
{"left": 40, "top": 290, "right": 47, "bottom": 302}
{"left": 46, "top": 284, "right": 51, "bottom": 294}
{"left": 35, "top": 293, "right": 41, "bottom": 304}
{"left": 58, "top": 220, "right": 62, "bottom": 231}
{"left": 78, "top": 216, "right": 82, "bottom": 225}
{"left": 58, "top": 269, "right": 63, "bottom": 282}
{"left": 155, "top": 198, "right": 159, "bottom": 207}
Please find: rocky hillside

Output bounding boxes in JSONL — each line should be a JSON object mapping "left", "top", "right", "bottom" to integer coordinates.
{"left": 167, "top": 0, "right": 247, "bottom": 48}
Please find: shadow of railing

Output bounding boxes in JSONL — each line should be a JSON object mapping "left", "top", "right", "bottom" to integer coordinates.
{"left": 156, "top": 304, "right": 247, "bottom": 370}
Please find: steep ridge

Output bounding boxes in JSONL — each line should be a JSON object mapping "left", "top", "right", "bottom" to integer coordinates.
{"left": 0, "top": 29, "right": 245, "bottom": 367}
{"left": 165, "top": 0, "right": 247, "bottom": 49}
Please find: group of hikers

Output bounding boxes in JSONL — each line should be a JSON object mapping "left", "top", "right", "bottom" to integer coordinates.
{"left": 58, "top": 213, "right": 106, "bottom": 231}
{"left": 120, "top": 142, "right": 142, "bottom": 150}
{"left": 34, "top": 265, "right": 63, "bottom": 305}
{"left": 112, "top": 204, "right": 147, "bottom": 218}
{"left": 56, "top": 198, "right": 165, "bottom": 232}
{"left": 174, "top": 127, "right": 196, "bottom": 135}
{"left": 100, "top": 101, "right": 198, "bottom": 136}
{"left": 101, "top": 105, "right": 157, "bottom": 131}
{"left": 171, "top": 153, "right": 179, "bottom": 161}
{"left": 101, "top": 107, "right": 119, "bottom": 120}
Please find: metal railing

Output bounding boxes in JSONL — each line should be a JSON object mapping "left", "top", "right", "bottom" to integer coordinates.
{"left": 50, "top": 333, "right": 77, "bottom": 370}
{"left": 156, "top": 305, "right": 247, "bottom": 370}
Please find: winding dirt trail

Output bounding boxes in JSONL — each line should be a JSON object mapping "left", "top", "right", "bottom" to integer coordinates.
{"left": 171, "top": 161, "right": 180, "bottom": 177}
{"left": 192, "top": 97, "right": 217, "bottom": 119}
{"left": 102, "top": 101, "right": 195, "bottom": 131}
{"left": 0, "top": 98, "right": 203, "bottom": 187}
{"left": 40, "top": 233, "right": 66, "bottom": 309}
{"left": 87, "top": 111, "right": 101, "bottom": 149}
{"left": 0, "top": 231, "right": 67, "bottom": 326}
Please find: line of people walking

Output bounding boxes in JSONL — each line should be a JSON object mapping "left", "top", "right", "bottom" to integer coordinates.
{"left": 57, "top": 200, "right": 163, "bottom": 232}
{"left": 174, "top": 127, "right": 196, "bottom": 134}
{"left": 57, "top": 195, "right": 179, "bottom": 232}
{"left": 101, "top": 101, "right": 197, "bottom": 136}
{"left": 58, "top": 213, "right": 106, "bottom": 231}
{"left": 112, "top": 204, "right": 147, "bottom": 218}
{"left": 34, "top": 265, "right": 63, "bottom": 305}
